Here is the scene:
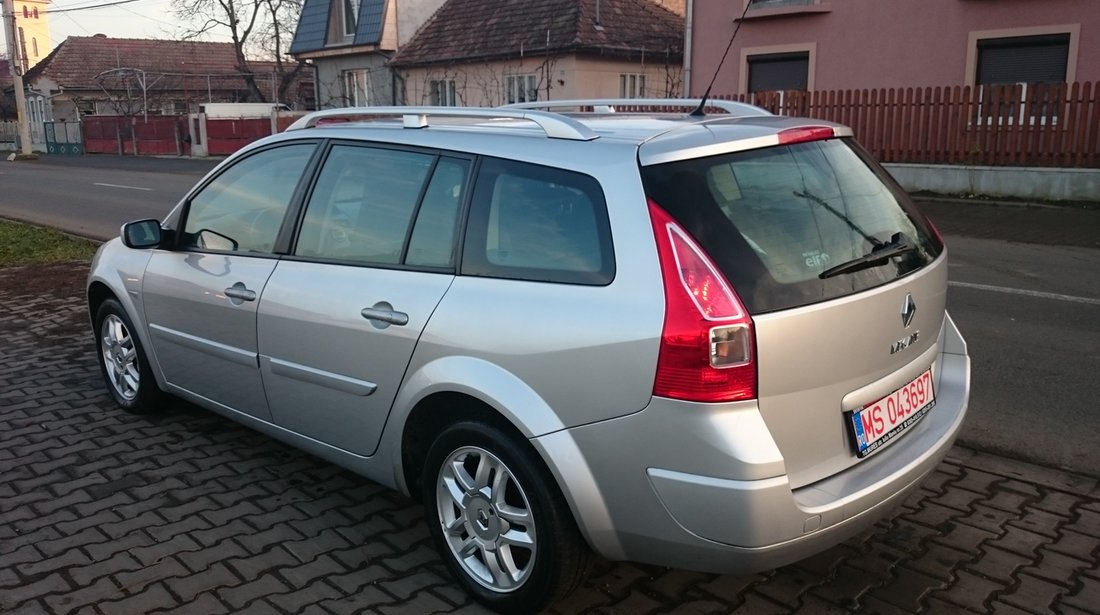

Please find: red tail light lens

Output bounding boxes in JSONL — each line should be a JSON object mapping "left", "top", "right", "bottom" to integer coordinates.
{"left": 648, "top": 199, "right": 757, "bottom": 403}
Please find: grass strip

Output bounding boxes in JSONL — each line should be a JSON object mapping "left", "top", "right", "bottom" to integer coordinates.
{"left": 0, "top": 219, "right": 99, "bottom": 266}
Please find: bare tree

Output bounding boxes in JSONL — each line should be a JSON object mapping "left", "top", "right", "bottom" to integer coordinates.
{"left": 171, "top": 0, "right": 306, "bottom": 104}
{"left": 254, "top": 0, "right": 308, "bottom": 103}
{"left": 94, "top": 69, "right": 181, "bottom": 118}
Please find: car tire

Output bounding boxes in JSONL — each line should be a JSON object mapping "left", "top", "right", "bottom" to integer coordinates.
{"left": 422, "top": 421, "right": 589, "bottom": 614}
{"left": 94, "top": 298, "right": 164, "bottom": 413}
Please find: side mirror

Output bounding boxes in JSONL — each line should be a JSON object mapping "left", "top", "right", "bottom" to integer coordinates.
{"left": 121, "top": 219, "right": 163, "bottom": 249}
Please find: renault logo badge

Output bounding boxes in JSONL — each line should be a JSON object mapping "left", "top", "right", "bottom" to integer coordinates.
{"left": 901, "top": 293, "right": 917, "bottom": 328}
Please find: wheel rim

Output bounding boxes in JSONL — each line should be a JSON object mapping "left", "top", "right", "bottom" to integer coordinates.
{"left": 100, "top": 314, "right": 140, "bottom": 401}
{"left": 436, "top": 446, "right": 537, "bottom": 593}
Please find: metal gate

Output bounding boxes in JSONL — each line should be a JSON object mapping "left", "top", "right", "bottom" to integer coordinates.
{"left": 44, "top": 121, "right": 84, "bottom": 155}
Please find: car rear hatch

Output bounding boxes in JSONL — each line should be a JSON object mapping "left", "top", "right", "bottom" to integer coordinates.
{"left": 641, "top": 125, "right": 947, "bottom": 489}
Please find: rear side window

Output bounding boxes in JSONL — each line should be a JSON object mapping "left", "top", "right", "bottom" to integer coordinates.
{"left": 462, "top": 158, "right": 614, "bottom": 285}
{"left": 643, "top": 138, "right": 943, "bottom": 314}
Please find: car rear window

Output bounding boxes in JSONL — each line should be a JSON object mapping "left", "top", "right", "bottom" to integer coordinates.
{"left": 642, "top": 138, "right": 943, "bottom": 314}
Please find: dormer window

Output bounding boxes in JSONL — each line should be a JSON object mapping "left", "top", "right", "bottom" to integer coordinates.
{"left": 343, "top": 0, "right": 359, "bottom": 38}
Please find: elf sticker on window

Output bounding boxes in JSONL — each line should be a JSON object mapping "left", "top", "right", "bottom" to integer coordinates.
{"left": 803, "top": 250, "right": 831, "bottom": 268}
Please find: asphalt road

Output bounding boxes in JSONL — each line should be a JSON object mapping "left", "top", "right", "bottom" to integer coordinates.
{"left": 0, "top": 155, "right": 217, "bottom": 240}
{"left": 1, "top": 155, "right": 1098, "bottom": 475}
{"left": 944, "top": 237, "right": 1100, "bottom": 474}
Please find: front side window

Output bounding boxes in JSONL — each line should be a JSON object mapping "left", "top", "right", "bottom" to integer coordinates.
{"left": 504, "top": 75, "right": 538, "bottom": 104}
{"left": 181, "top": 144, "right": 315, "bottom": 253}
{"left": 462, "top": 158, "right": 614, "bottom": 285}
{"left": 642, "top": 139, "right": 942, "bottom": 313}
{"left": 294, "top": 145, "right": 437, "bottom": 265}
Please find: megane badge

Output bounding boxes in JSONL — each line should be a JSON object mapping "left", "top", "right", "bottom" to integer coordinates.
{"left": 901, "top": 293, "right": 917, "bottom": 328}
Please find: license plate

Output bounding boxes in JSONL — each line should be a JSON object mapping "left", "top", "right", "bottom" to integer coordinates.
{"left": 847, "top": 368, "right": 936, "bottom": 458}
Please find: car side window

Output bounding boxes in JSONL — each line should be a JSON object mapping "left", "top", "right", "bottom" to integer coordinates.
{"left": 405, "top": 158, "right": 469, "bottom": 268}
{"left": 181, "top": 144, "right": 315, "bottom": 253}
{"left": 294, "top": 145, "right": 435, "bottom": 265}
{"left": 462, "top": 157, "right": 614, "bottom": 285}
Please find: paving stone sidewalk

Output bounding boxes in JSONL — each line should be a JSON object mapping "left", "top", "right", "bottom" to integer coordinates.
{"left": 1, "top": 262, "right": 1098, "bottom": 615}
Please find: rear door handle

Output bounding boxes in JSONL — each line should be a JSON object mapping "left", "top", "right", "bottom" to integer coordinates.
{"left": 361, "top": 304, "right": 409, "bottom": 327}
{"left": 224, "top": 284, "right": 257, "bottom": 302}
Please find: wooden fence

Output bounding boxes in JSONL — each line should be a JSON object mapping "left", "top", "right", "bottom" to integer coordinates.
{"left": 717, "top": 82, "right": 1099, "bottom": 168}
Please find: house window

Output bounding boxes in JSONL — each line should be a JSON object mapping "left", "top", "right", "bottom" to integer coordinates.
{"left": 76, "top": 100, "right": 97, "bottom": 117}
{"left": 747, "top": 51, "right": 809, "bottom": 92}
{"left": 343, "top": 70, "right": 369, "bottom": 106}
{"left": 505, "top": 75, "right": 538, "bottom": 104}
{"left": 343, "top": 0, "right": 360, "bottom": 37}
{"left": 160, "top": 101, "right": 188, "bottom": 115}
{"left": 620, "top": 74, "right": 646, "bottom": 99}
{"left": 33, "top": 7, "right": 38, "bottom": 18}
{"left": 430, "top": 80, "right": 457, "bottom": 106}
{"left": 976, "top": 34, "right": 1069, "bottom": 85}
{"left": 32, "top": 38, "right": 38, "bottom": 58}
{"left": 22, "top": 6, "right": 28, "bottom": 17}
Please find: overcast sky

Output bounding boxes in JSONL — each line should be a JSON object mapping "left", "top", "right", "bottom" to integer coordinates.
{"left": 3, "top": 0, "right": 232, "bottom": 60}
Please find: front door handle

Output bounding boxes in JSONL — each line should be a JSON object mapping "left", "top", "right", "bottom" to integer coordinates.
{"left": 224, "top": 283, "right": 257, "bottom": 303}
{"left": 361, "top": 303, "right": 409, "bottom": 327}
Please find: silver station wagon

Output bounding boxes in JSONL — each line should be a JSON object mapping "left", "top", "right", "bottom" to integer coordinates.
{"left": 88, "top": 99, "right": 971, "bottom": 614}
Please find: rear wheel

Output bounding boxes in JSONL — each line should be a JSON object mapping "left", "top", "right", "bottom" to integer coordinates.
{"left": 422, "top": 421, "right": 589, "bottom": 614}
{"left": 95, "top": 298, "right": 163, "bottom": 413}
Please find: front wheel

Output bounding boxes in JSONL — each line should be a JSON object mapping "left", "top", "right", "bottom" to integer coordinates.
{"left": 423, "top": 421, "right": 589, "bottom": 614}
{"left": 94, "top": 298, "right": 163, "bottom": 413}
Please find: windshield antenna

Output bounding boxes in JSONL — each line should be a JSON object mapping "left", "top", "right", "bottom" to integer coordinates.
{"left": 691, "top": 0, "right": 754, "bottom": 117}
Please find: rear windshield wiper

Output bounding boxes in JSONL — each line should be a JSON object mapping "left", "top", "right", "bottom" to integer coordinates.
{"left": 819, "top": 232, "right": 915, "bottom": 279}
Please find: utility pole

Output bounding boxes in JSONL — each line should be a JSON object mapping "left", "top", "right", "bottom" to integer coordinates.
{"left": 2, "top": 0, "right": 34, "bottom": 157}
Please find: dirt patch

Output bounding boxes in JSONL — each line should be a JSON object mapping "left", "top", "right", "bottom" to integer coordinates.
{"left": 0, "top": 261, "right": 89, "bottom": 300}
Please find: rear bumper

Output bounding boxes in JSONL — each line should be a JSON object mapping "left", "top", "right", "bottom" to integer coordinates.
{"left": 533, "top": 313, "right": 970, "bottom": 573}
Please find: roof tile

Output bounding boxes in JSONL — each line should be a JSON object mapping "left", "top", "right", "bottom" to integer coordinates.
{"left": 24, "top": 36, "right": 283, "bottom": 91}
{"left": 391, "top": 0, "right": 683, "bottom": 67}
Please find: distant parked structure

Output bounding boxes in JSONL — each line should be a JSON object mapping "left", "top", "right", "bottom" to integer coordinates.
{"left": 289, "top": 0, "right": 448, "bottom": 108}
{"left": 290, "top": 0, "right": 686, "bottom": 108}
{"left": 687, "top": 0, "right": 1099, "bottom": 95}
{"left": 390, "top": 0, "right": 685, "bottom": 107}
{"left": 23, "top": 35, "right": 316, "bottom": 122}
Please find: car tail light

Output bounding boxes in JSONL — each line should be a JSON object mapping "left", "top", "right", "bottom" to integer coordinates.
{"left": 648, "top": 199, "right": 756, "bottom": 403}
{"left": 778, "top": 126, "right": 836, "bottom": 145}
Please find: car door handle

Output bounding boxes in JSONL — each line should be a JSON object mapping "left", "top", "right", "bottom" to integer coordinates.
{"left": 361, "top": 306, "right": 409, "bottom": 327}
{"left": 224, "top": 285, "right": 257, "bottom": 302}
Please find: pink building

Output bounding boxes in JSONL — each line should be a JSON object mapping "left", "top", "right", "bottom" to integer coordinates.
{"left": 686, "top": 0, "right": 1099, "bottom": 95}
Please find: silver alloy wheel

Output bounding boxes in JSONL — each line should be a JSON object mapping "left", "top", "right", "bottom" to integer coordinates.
{"left": 100, "top": 314, "right": 139, "bottom": 401}
{"left": 436, "top": 445, "right": 537, "bottom": 593}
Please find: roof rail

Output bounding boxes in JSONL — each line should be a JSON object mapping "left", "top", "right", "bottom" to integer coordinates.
{"left": 502, "top": 98, "right": 772, "bottom": 117}
{"left": 284, "top": 106, "right": 599, "bottom": 141}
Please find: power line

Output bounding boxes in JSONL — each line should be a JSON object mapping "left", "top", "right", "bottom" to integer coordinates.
{"left": 46, "top": 0, "right": 146, "bottom": 14}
